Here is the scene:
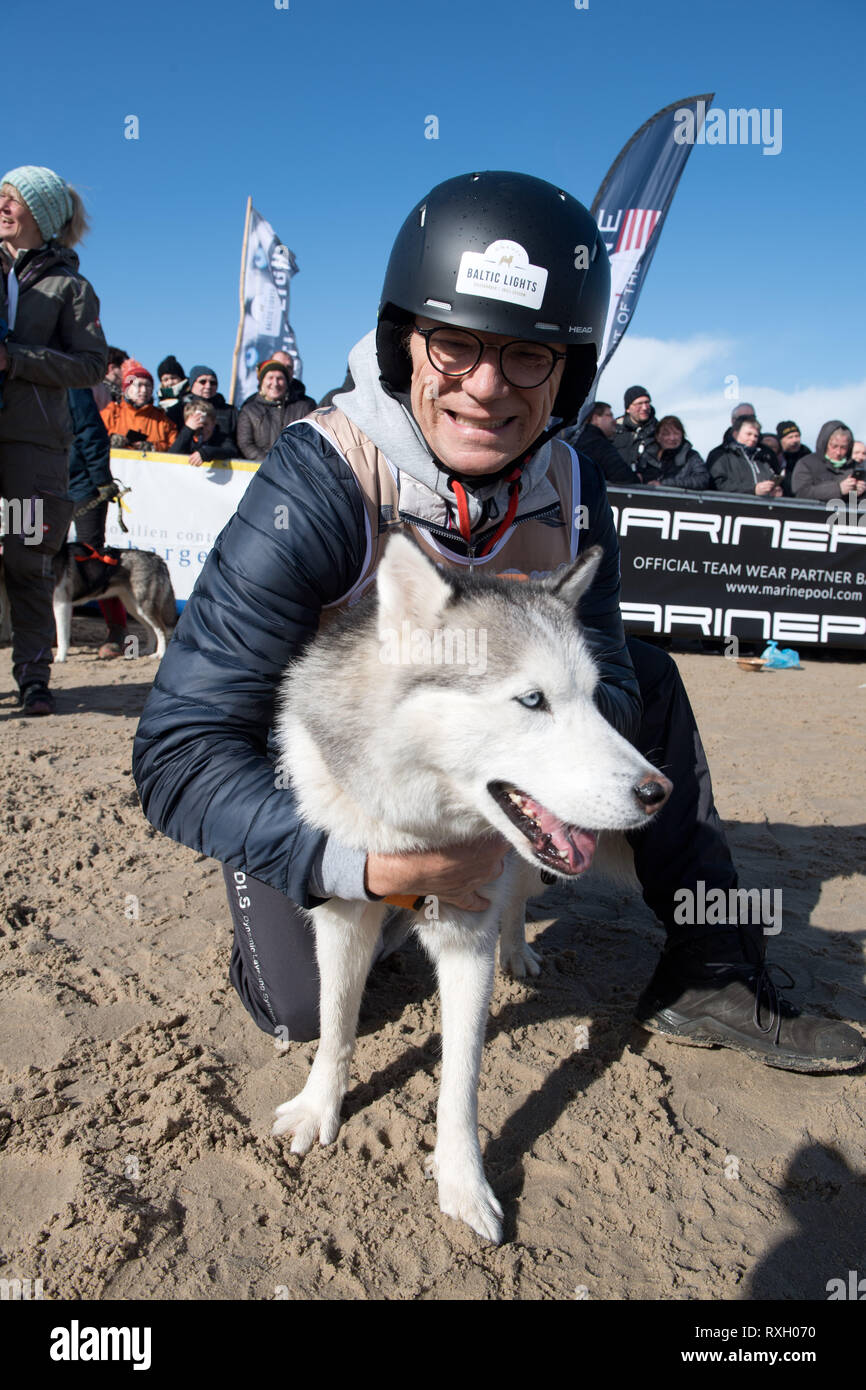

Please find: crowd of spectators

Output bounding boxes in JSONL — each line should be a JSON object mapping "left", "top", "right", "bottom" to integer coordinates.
{"left": 93, "top": 348, "right": 317, "bottom": 464}
{"left": 561, "top": 388, "right": 866, "bottom": 502}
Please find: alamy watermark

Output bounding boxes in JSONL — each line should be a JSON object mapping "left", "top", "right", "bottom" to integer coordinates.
{"left": 379, "top": 620, "right": 487, "bottom": 674}
{"left": 0, "top": 497, "right": 44, "bottom": 545}
{"left": 827, "top": 1270, "right": 866, "bottom": 1300}
{"left": 674, "top": 100, "right": 782, "bottom": 157}
{"left": 0, "top": 1276, "right": 44, "bottom": 1300}
{"left": 673, "top": 880, "right": 782, "bottom": 935}
{"left": 826, "top": 494, "right": 866, "bottom": 529}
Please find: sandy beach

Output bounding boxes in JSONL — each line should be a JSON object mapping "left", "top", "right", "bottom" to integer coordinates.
{"left": 1, "top": 615, "right": 864, "bottom": 1301}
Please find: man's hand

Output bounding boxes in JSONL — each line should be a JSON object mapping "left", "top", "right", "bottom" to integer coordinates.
{"left": 365, "top": 834, "right": 509, "bottom": 912}
{"left": 188, "top": 451, "right": 204, "bottom": 467}
{"left": 840, "top": 474, "right": 866, "bottom": 496}
{"left": 755, "top": 478, "right": 782, "bottom": 496}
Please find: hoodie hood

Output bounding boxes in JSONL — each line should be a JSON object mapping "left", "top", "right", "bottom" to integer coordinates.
{"left": 333, "top": 331, "right": 559, "bottom": 534}
{"left": 814, "top": 418, "right": 852, "bottom": 463}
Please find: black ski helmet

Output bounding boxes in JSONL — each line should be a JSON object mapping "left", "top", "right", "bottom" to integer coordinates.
{"left": 376, "top": 171, "right": 610, "bottom": 428}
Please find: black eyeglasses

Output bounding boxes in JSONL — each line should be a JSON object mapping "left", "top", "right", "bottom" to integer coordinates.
{"left": 412, "top": 326, "right": 566, "bottom": 389}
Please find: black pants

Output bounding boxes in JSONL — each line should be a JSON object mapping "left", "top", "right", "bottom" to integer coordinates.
{"left": 222, "top": 637, "right": 738, "bottom": 1041}
{"left": 0, "top": 442, "right": 69, "bottom": 688}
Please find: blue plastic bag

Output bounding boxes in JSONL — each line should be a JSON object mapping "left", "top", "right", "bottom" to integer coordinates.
{"left": 760, "top": 640, "right": 802, "bottom": 669}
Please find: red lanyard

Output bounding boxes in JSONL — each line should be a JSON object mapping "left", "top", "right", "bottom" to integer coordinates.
{"left": 449, "top": 465, "right": 522, "bottom": 557}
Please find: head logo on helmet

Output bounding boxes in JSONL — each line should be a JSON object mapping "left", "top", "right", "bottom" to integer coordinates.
{"left": 376, "top": 171, "right": 611, "bottom": 431}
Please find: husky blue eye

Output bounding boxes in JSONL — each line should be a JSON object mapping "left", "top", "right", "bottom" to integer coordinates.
{"left": 516, "top": 691, "right": 548, "bottom": 710}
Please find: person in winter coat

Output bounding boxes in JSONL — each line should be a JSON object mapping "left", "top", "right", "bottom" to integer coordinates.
{"left": 132, "top": 169, "right": 862, "bottom": 1076}
{"left": 774, "top": 420, "right": 811, "bottom": 495}
{"left": 237, "top": 359, "right": 317, "bottom": 461}
{"left": 612, "top": 385, "right": 657, "bottom": 477}
{"left": 239, "top": 353, "right": 316, "bottom": 411}
{"left": 560, "top": 401, "right": 633, "bottom": 485}
{"left": 706, "top": 402, "right": 759, "bottom": 469}
{"left": 91, "top": 346, "right": 128, "bottom": 413}
{"left": 67, "top": 387, "right": 128, "bottom": 657}
{"left": 640, "top": 416, "right": 710, "bottom": 490}
{"left": 709, "top": 417, "right": 783, "bottom": 496}
{"left": 166, "top": 365, "right": 238, "bottom": 453}
{"left": 100, "top": 361, "right": 178, "bottom": 452}
{"left": 156, "top": 354, "right": 188, "bottom": 412}
{"left": 792, "top": 420, "right": 865, "bottom": 502}
{"left": 171, "top": 399, "right": 236, "bottom": 466}
{"left": 0, "top": 164, "right": 108, "bottom": 715}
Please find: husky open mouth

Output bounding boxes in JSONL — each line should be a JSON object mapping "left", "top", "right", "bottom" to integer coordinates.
{"left": 488, "top": 781, "right": 598, "bottom": 875}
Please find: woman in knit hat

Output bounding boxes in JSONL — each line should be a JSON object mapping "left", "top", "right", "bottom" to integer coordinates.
{"left": 100, "top": 360, "right": 178, "bottom": 453}
{"left": 0, "top": 164, "right": 108, "bottom": 716}
{"left": 236, "top": 358, "right": 317, "bottom": 461}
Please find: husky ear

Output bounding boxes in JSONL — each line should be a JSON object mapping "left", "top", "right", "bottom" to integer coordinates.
{"left": 376, "top": 532, "right": 454, "bottom": 634}
{"left": 544, "top": 544, "right": 603, "bottom": 608}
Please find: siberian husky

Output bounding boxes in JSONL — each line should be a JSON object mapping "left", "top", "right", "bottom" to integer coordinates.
{"left": 52, "top": 541, "right": 177, "bottom": 661}
{"left": 273, "top": 534, "right": 671, "bottom": 1243}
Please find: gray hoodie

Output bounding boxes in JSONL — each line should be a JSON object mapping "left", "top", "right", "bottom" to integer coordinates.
{"left": 792, "top": 419, "right": 854, "bottom": 501}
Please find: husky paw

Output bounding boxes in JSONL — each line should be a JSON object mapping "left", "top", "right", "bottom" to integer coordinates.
{"left": 501, "top": 941, "right": 542, "bottom": 979}
{"left": 438, "top": 1173, "right": 504, "bottom": 1245}
{"left": 272, "top": 1090, "right": 342, "bottom": 1153}
{"left": 428, "top": 1153, "right": 504, "bottom": 1243}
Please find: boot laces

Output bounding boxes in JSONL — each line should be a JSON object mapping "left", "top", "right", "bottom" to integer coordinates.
{"left": 701, "top": 958, "right": 797, "bottom": 1045}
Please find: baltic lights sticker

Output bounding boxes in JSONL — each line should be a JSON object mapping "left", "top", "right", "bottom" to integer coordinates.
{"left": 455, "top": 240, "right": 548, "bottom": 310}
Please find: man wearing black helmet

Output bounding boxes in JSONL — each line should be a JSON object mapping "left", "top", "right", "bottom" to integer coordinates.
{"left": 133, "top": 172, "right": 864, "bottom": 1074}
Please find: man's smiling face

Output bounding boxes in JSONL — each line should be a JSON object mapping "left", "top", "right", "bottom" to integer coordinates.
{"left": 408, "top": 315, "right": 565, "bottom": 476}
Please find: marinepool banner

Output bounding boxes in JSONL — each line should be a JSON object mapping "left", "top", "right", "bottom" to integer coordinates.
{"left": 608, "top": 485, "right": 866, "bottom": 649}
{"left": 99, "top": 457, "right": 866, "bottom": 649}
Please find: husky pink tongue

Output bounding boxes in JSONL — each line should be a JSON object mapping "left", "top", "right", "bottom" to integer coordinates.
{"left": 527, "top": 797, "right": 598, "bottom": 873}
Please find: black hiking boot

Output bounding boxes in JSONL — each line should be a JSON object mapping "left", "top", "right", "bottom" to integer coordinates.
{"left": 635, "top": 931, "right": 866, "bottom": 1074}
{"left": 17, "top": 682, "right": 55, "bottom": 717}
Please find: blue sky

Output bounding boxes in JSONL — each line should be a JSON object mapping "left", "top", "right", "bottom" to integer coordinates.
{"left": 7, "top": 0, "right": 866, "bottom": 452}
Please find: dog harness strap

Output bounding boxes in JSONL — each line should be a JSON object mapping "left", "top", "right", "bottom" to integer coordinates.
{"left": 74, "top": 542, "right": 119, "bottom": 567}
{"left": 382, "top": 894, "right": 426, "bottom": 911}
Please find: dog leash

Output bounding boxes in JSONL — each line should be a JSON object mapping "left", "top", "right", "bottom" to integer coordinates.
{"left": 74, "top": 483, "right": 131, "bottom": 534}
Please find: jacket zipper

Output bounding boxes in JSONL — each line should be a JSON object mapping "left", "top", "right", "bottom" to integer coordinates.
{"left": 398, "top": 502, "right": 562, "bottom": 561}
{"left": 32, "top": 383, "right": 51, "bottom": 426}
